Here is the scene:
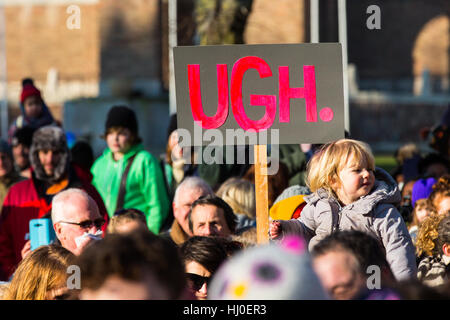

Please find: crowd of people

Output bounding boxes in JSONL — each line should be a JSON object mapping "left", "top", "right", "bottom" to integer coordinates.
{"left": 0, "top": 79, "right": 449, "bottom": 300}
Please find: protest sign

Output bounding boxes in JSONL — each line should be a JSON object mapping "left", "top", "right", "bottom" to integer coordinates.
{"left": 174, "top": 43, "right": 345, "bottom": 146}
{"left": 174, "top": 43, "right": 345, "bottom": 243}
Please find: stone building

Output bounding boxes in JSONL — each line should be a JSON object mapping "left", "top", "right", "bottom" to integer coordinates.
{"left": 0, "top": 0, "right": 449, "bottom": 152}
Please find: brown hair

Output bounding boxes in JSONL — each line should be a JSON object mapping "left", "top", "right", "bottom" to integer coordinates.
{"left": 3, "top": 245, "right": 75, "bottom": 300}
{"left": 179, "top": 236, "right": 229, "bottom": 274}
{"left": 434, "top": 213, "right": 450, "bottom": 256}
{"left": 102, "top": 126, "right": 142, "bottom": 145}
{"left": 76, "top": 229, "right": 186, "bottom": 299}
{"left": 165, "top": 130, "right": 195, "bottom": 166}
{"left": 416, "top": 213, "right": 447, "bottom": 257}
{"left": 165, "top": 138, "right": 174, "bottom": 165}
{"left": 429, "top": 175, "right": 450, "bottom": 214}
{"left": 231, "top": 227, "right": 257, "bottom": 249}
{"left": 107, "top": 208, "right": 148, "bottom": 234}
{"left": 410, "top": 198, "right": 436, "bottom": 229}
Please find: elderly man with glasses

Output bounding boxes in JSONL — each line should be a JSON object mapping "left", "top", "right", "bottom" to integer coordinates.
{"left": 0, "top": 126, "right": 108, "bottom": 281}
{"left": 52, "top": 188, "right": 105, "bottom": 256}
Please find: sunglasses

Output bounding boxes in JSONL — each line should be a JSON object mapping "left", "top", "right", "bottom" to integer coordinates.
{"left": 186, "top": 273, "right": 211, "bottom": 292}
{"left": 58, "top": 218, "right": 105, "bottom": 229}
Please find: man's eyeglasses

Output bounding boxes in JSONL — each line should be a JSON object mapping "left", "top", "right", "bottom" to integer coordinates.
{"left": 186, "top": 273, "right": 210, "bottom": 292}
{"left": 57, "top": 218, "right": 105, "bottom": 229}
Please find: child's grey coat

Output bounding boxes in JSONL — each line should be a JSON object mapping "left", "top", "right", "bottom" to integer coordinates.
{"left": 277, "top": 167, "right": 417, "bottom": 281}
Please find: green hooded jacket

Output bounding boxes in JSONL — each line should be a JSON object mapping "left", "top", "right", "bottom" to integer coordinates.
{"left": 91, "top": 144, "right": 169, "bottom": 234}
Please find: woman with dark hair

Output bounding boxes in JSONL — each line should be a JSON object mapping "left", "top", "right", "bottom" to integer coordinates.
{"left": 180, "top": 236, "right": 232, "bottom": 300}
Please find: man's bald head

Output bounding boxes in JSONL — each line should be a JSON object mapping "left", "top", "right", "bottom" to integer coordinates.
{"left": 52, "top": 188, "right": 99, "bottom": 223}
{"left": 52, "top": 188, "right": 102, "bottom": 255}
{"left": 173, "top": 177, "right": 213, "bottom": 206}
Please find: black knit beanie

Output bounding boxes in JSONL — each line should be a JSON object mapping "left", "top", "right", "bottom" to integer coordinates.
{"left": 105, "top": 106, "right": 138, "bottom": 135}
{"left": 12, "top": 126, "right": 36, "bottom": 148}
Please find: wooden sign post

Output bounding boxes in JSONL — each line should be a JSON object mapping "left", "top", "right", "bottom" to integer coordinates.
{"left": 254, "top": 144, "right": 269, "bottom": 244}
{"left": 174, "top": 44, "right": 345, "bottom": 245}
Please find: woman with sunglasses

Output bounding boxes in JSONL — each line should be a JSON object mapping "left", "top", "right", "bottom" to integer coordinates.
{"left": 180, "top": 236, "right": 234, "bottom": 300}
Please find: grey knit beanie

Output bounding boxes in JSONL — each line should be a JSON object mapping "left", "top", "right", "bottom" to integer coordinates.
{"left": 208, "top": 235, "right": 329, "bottom": 300}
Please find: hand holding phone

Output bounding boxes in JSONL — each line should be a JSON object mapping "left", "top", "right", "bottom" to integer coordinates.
{"left": 21, "top": 240, "right": 32, "bottom": 259}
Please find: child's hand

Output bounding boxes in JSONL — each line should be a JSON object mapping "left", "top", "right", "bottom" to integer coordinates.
{"left": 269, "top": 220, "right": 282, "bottom": 239}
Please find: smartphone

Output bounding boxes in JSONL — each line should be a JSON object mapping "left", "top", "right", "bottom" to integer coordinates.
{"left": 29, "top": 218, "right": 56, "bottom": 251}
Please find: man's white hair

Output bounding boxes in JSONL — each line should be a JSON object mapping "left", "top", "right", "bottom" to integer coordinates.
{"left": 51, "top": 188, "right": 97, "bottom": 222}
{"left": 173, "top": 177, "right": 213, "bottom": 205}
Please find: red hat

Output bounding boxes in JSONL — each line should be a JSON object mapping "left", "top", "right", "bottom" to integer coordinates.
{"left": 20, "top": 84, "right": 41, "bottom": 103}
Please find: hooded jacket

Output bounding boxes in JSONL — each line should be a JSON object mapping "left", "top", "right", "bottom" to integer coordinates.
{"left": 277, "top": 167, "right": 417, "bottom": 281}
{"left": 91, "top": 143, "right": 170, "bottom": 234}
{"left": 8, "top": 100, "right": 55, "bottom": 145}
